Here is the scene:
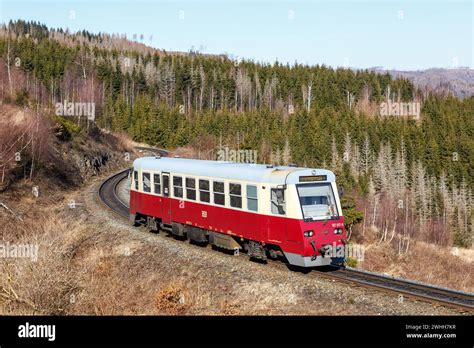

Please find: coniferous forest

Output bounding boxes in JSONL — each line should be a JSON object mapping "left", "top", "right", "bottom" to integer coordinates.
{"left": 0, "top": 20, "right": 472, "bottom": 249}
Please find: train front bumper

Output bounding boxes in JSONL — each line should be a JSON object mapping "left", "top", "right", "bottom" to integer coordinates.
{"left": 283, "top": 252, "right": 343, "bottom": 267}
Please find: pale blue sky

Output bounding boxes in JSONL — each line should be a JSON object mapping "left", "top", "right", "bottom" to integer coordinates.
{"left": 0, "top": 0, "right": 472, "bottom": 70}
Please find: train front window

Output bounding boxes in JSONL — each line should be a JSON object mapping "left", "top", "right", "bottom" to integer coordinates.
{"left": 297, "top": 183, "right": 338, "bottom": 221}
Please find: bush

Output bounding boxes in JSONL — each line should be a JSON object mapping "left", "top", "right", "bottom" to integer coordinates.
{"left": 54, "top": 116, "right": 81, "bottom": 141}
{"left": 341, "top": 196, "right": 364, "bottom": 230}
{"left": 346, "top": 257, "right": 358, "bottom": 268}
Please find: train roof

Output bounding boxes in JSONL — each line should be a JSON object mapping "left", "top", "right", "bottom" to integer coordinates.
{"left": 133, "top": 157, "right": 336, "bottom": 184}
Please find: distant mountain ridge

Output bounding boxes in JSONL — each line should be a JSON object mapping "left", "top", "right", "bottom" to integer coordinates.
{"left": 369, "top": 68, "right": 474, "bottom": 99}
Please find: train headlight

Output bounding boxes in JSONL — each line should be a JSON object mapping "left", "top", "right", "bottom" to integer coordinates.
{"left": 304, "top": 230, "right": 314, "bottom": 237}
{"left": 334, "top": 228, "right": 343, "bottom": 234}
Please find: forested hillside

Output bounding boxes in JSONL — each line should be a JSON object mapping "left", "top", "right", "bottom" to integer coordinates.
{"left": 0, "top": 20, "right": 472, "bottom": 249}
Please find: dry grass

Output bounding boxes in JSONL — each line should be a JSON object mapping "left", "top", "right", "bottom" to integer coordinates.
{"left": 0, "top": 194, "right": 208, "bottom": 315}
{"left": 111, "top": 131, "right": 138, "bottom": 150}
{"left": 154, "top": 282, "right": 190, "bottom": 315}
{"left": 0, "top": 213, "right": 82, "bottom": 314}
{"left": 357, "top": 228, "right": 474, "bottom": 292}
{"left": 169, "top": 146, "right": 199, "bottom": 159}
{"left": 219, "top": 299, "right": 242, "bottom": 315}
{"left": 0, "top": 207, "right": 151, "bottom": 315}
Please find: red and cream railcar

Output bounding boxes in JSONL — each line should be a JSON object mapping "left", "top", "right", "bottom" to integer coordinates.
{"left": 129, "top": 157, "right": 347, "bottom": 267}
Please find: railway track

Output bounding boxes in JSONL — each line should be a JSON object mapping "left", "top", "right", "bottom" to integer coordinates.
{"left": 99, "top": 147, "right": 169, "bottom": 218}
{"left": 313, "top": 267, "right": 473, "bottom": 312}
{"left": 98, "top": 169, "right": 130, "bottom": 218}
{"left": 98, "top": 165, "right": 474, "bottom": 313}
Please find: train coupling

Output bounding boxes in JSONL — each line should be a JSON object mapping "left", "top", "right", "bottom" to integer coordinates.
{"left": 309, "top": 240, "right": 317, "bottom": 261}
{"left": 318, "top": 244, "right": 332, "bottom": 259}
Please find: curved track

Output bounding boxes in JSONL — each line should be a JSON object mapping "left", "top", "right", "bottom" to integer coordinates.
{"left": 99, "top": 147, "right": 168, "bottom": 218}
{"left": 99, "top": 169, "right": 130, "bottom": 218}
{"left": 98, "top": 159, "right": 474, "bottom": 313}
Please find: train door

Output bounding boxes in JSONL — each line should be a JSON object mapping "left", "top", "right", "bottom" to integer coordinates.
{"left": 266, "top": 187, "right": 287, "bottom": 243}
{"left": 131, "top": 169, "right": 141, "bottom": 214}
{"left": 162, "top": 172, "right": 172, "bottom": 223}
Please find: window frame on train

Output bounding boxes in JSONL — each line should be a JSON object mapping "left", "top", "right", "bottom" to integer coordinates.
{"left": 246, "top": 184, "right": 258, "bottom": 212}
{"left": 142, "top": 172, "right": 151, "bottom": 193}
{"left": 229, "top": 183, "right": 242, "bottom": 208}
{"left": 199, "top": 179, "right": 210, "bottom": 203}
{"left": 271, "top": 188, "right": 286, "bottom": 215}
{"left": 186, "top": 177, "right": 196, "bottom": 200}
{"left": 213, "top": 181, "right": 225, "bottom": 206}
{"left": 153, "top": 173, "right": 161, "bottom": 194}
{"left": 173, "top": 176, "right": 183, "bottom": 198}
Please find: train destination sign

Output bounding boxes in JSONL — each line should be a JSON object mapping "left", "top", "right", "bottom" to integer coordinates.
{"left": 299, "top": 175, "right": 327, "bottom": 182}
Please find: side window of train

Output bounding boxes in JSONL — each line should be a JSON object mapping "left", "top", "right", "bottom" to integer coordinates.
{"left": 173, "top": 176, "right": 183, "bottom": 198}
{"left": 143, "top": 172, "right": 151, "bottom": 193}
{"left": 213, "top": 181, "right": 225, "bottom": 206}
{"left": 199, "top": 179, "right": 210, "bottom": 203}
{"left": 229, "top": 183, "right": 242, "bottom": 208}
{"left": 186, "top": 178, "right": 196, "bottom": 200}
{"left": 271, "top": 188, "right": 286, "bottom": 215}
{"left": 133, "top": 170, "right": 138, "bottom": 190}
{"left": 247, "top": 185, "right": 258, "bottom": 212}
{"left": 153, "top": 173, "right": 161, "bottom": 194}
